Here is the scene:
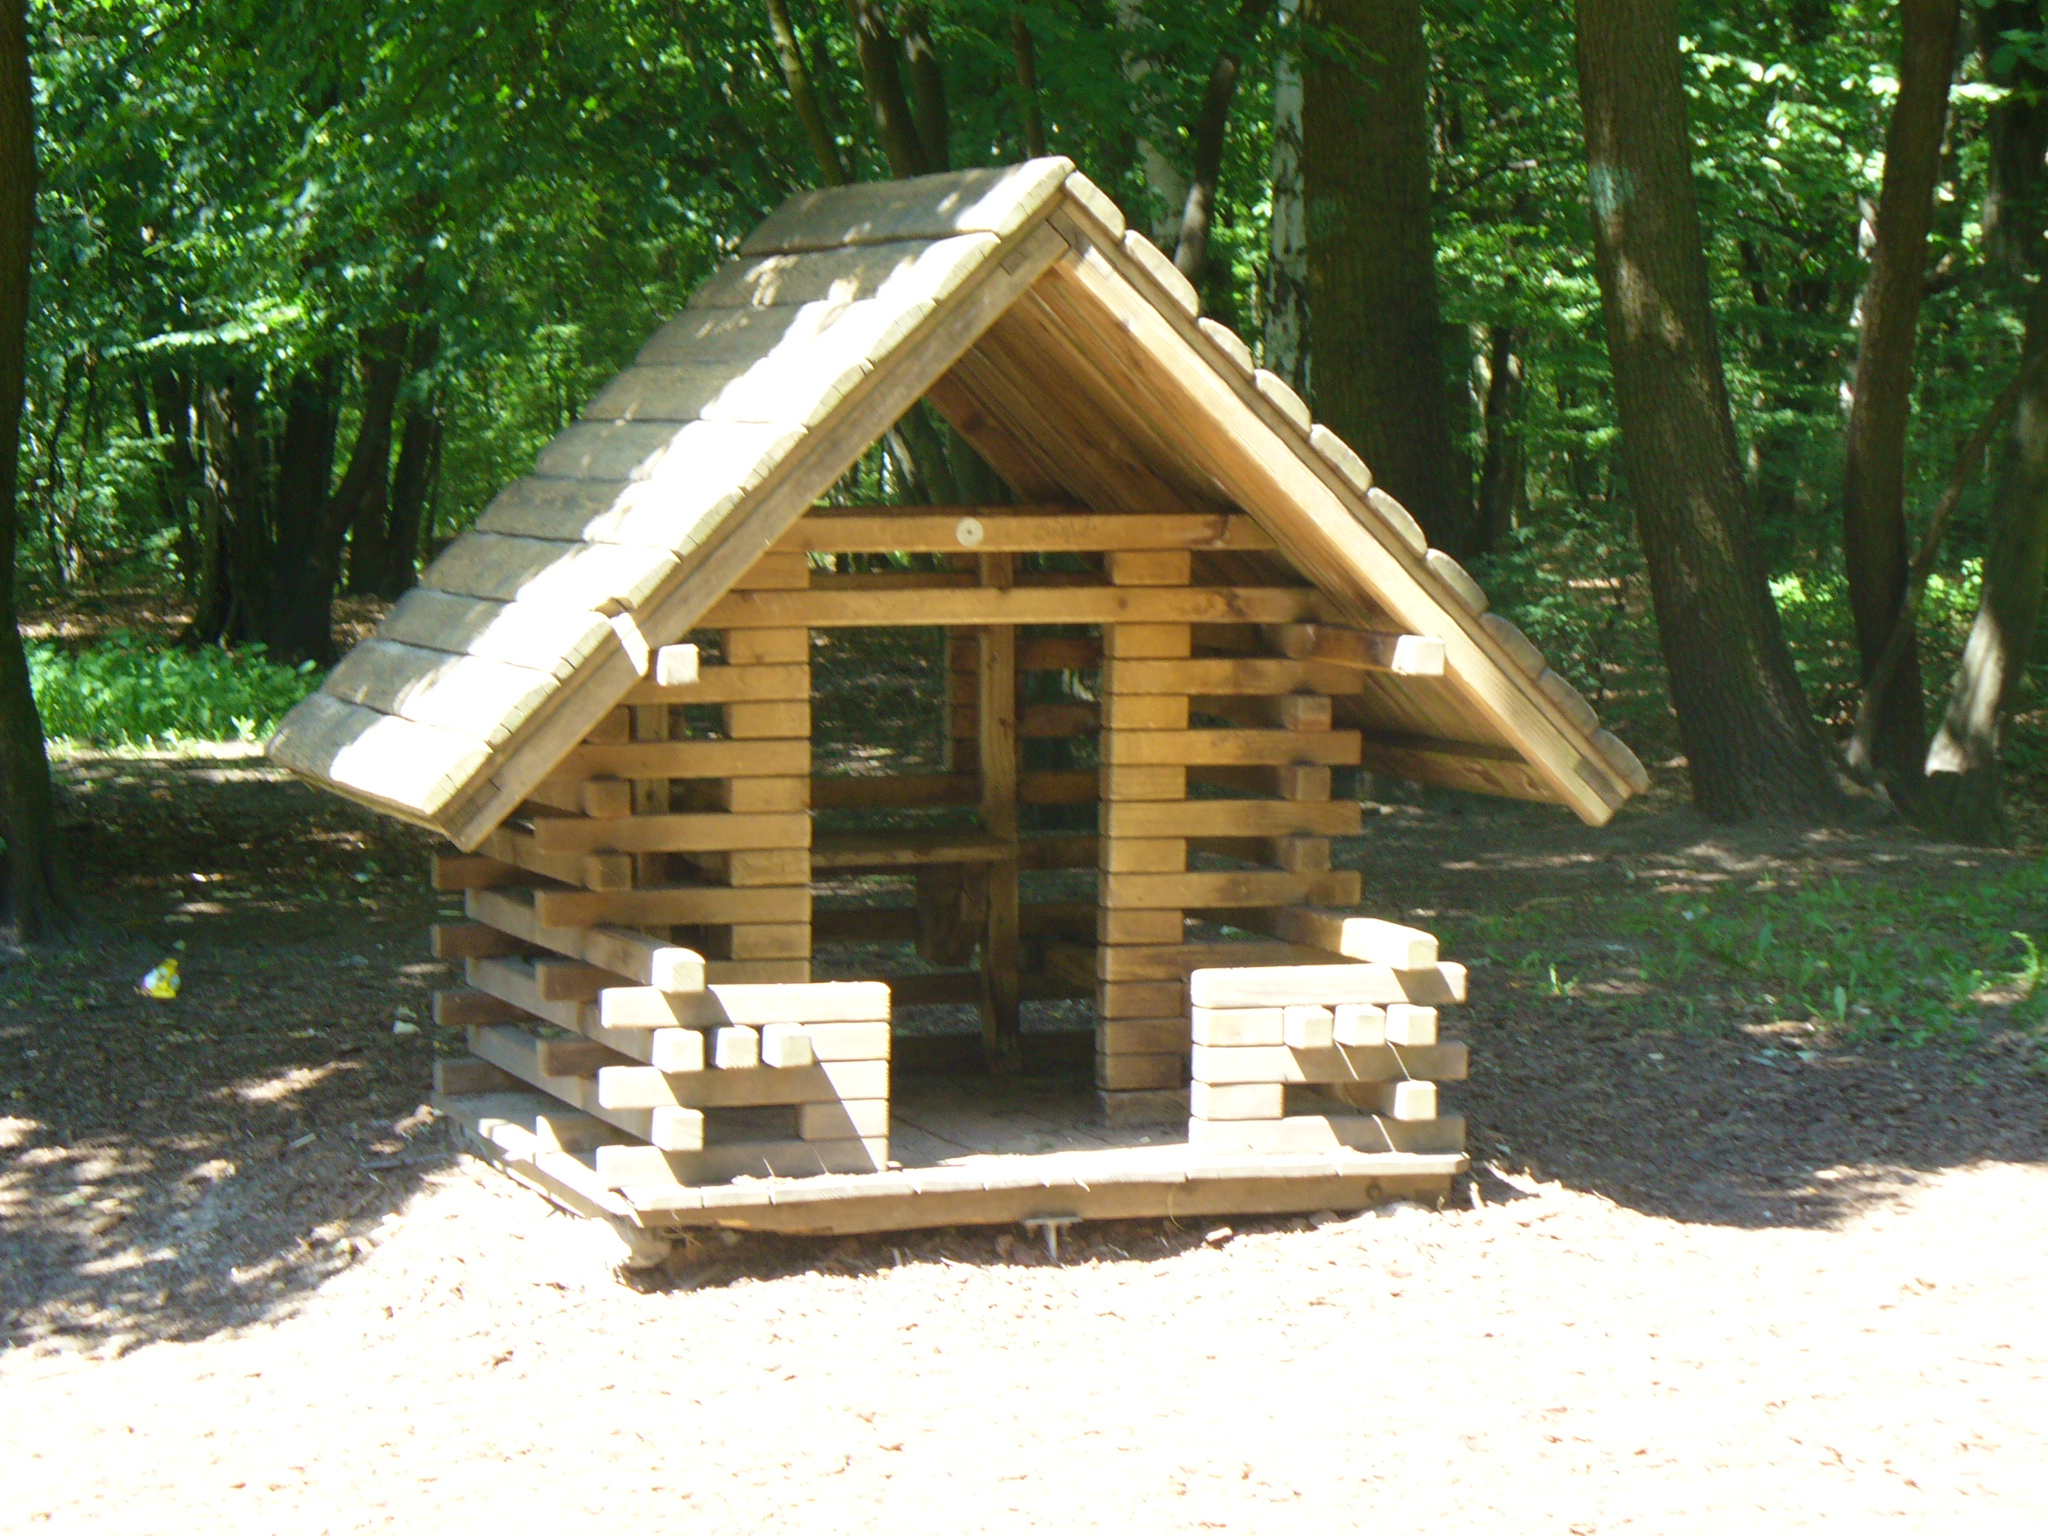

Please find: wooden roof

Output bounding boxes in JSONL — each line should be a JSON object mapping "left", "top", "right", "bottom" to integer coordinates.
{"left": 269, "top": 158, "right": 1648, "bottom": 848}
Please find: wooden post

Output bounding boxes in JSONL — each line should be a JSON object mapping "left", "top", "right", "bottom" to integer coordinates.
{"left": 978, "top": 551, "right": 1022, "bottom": 1072}
{"left": 1095, "top": 550, "right": 1194, "bottom": 1124}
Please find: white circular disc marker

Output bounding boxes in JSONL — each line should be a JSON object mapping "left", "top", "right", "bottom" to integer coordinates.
{"left": 954, "top": 516, "right": 986, "bottom": 548}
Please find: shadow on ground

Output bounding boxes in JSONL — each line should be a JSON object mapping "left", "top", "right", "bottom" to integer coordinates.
{"left": 1, "top": 749, "right": 459, "bottom": 1356}
{"left": 7, "top": 755, "right": 2048, "bottom": 1337}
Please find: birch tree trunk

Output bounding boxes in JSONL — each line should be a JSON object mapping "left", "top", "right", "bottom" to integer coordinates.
{"left": 1839, "top": 0, "right": 1959, "bottom": 802}
{"left": 1265, "top": 0, "right": 1308, "bottom": 390}
{"left": 1115, "top": 0, "right": 1188, "bottom": 246}
{"left": 1574, "top": 0, "right": 1842, "bottom": 821}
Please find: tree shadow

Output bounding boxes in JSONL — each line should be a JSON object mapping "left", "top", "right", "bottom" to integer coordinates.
{"left": 2, "top": 747, "right": 459, "bottom": 1358}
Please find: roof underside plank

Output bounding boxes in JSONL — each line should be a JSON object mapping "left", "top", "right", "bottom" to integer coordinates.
{"left": 1009, "top": 210, "right": 1628, "bottom": 823}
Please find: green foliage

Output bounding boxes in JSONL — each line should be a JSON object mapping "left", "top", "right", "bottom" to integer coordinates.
{"left": 1452, "top": 859, "right": 2048, "bottom": 1048}
{"left": 27, "top": 633, "right": 322, "bottom": 747}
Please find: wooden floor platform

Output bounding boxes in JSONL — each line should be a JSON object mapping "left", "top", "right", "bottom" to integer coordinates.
{"left": 435, "top": 1033, "right": 1465, "bottom": 1239}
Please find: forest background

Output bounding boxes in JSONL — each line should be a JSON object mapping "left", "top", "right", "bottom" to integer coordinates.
{"left": 6, "top": 0, "right": 2048, "bottom": 937}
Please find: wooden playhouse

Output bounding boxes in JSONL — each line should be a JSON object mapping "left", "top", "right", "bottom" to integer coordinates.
{"left": 269, "top": 159, "right": 1646, "bottom": 1247}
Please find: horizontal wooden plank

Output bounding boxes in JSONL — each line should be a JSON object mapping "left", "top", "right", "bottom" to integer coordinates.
{"left": 1086, "top": 940, "right": 1355, "bottom": 982}
{"left": 776, "top": 509, "right": 1273, "bottom": 553}
{"left": 1187, "top": 961, "right": 1467, "bottom": 1009}
{"left": 560, "top": 738, "right": 811, "bottom": 780}
{"left": 1250, "top": 909, "right": 1439, "bottom": 969}
{"left": 596, "top": 1136, "right": 890, "bottom": 1186}
{"left": 1185, "top": 1113, "right": 1465, "bottom": 1156}
{"left": 1101, "top": 799, "right": 1360, "bottom": 838}
{"left": 599, "top": 979, "right": 889, "bottom": 1028}
{"left": 1101, "top": 869, "right": 1362, "bottom": 910}
{"left": 534, "top": 884, "right": 812, "bottom": 929}
{"left": 526, "top": 811, "right": 812, "bottom": 856}
{"left": 1103, "top": 656, "right": 1364, "bottom": 697}
{"left": 466, "top": 886, "right": 706, "bottom": 992}
{"left": 1270, "top": 624, "right": 1445, "bottom": 676}
{"left": 1353, "top": 734, "right": 1557, "bottom": 804}
{"left": 809, "top": 770, "right": 1097, "bottom": 809}
{"left": 1099, "top": 729, "right": 1362, "bottom": 767}
{"left": 594, "top": 1058, "right": 889, "bottom": 1110}
{"left": 1189, "top": 1040, "right": 1469, "bottom": 1085}
{"left": 622, "top": 663, "right": 811, "bottom": 706}
{"left": 702, "top": 585, "right": 1319, "bottom": 630}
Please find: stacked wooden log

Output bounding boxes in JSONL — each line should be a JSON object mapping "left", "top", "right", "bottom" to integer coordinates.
{"left": 1185, "top": 920, "right": 1467, "bottom": 1155}
{"left": 434, "top": 962, "right": 891, "bottom": 1188}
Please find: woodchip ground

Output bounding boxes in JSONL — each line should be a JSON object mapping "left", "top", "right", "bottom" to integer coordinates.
{"left": 3, "top": 749, "right": 2045, "bottom": 1531}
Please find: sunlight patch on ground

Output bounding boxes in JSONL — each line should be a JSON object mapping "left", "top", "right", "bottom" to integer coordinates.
{"left": 230, "top": 1062, "right": 350, "bottom": 1106}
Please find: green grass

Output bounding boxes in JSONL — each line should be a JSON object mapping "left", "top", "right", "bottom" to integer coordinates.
{"left": 1447, "top": 858, "right": 2048, "bottom": 1047}
{"left": 28, "top": 631, "right": 322, "bottom": 748}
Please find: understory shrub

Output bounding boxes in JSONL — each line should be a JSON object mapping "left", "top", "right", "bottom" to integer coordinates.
{"left": 27, "top": 631, "right": 323, "bottom": 747}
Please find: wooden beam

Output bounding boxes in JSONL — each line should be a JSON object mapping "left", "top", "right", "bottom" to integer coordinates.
{"left": 809, "top": 770, "right": 1096, "bottom": 809}
{"left": 1269, "top": 624, "right": 1446, "bottom": 676}
{"left": 465, "top": 887, "right": 706, "bottom": 993}
{"left": 1226, "top": 908, "right": 1439, "bottom": 968}
{"left": 1102, "top": 869, "right": 1362, "bottom": 910}
{"left": 1104, "top": 656, "right": 1365, "bottom": 696}
{"left": 1101, "top": 799, "right": 1361, "bottom": 838}
{"left": 1353, "top": 732, "right": 1557, "bottom": 803}
{"left": 1032, "top": 208, "right": 1626, "bottom": 823}
{"left": 532, "top": 883, "right": 810, "bottom": 929}
{"left": 701, "top": 584, "right": 1320, "bottom": 630}
{"left": 776, "top": 509, "right": 1274, "bottom": 553}
{"left": 622, "top": 663, "right": 811, "bottom": 706}
{"left": 1099, "top": 729, "right": 1362, "bottom": 767}
{"left": 560, "top": 738, "right": 809, "bottom": 780}
{"left": 526, "top": 809, "right": 812, "bottom": 856}
{"left": 979, "top": 552, "right": 1022, "bottom": 1072}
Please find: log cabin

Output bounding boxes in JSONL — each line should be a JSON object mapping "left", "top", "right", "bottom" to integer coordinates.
{"left": 268, "top": 159, "right": 1646, "bottom": 1251}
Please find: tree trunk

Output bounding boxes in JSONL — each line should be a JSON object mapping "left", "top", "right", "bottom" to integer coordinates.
{"left": 1009, "top": 9, "right": 1047, "bottom": 158}
{"left": 766, "top": 0, "right": 848, "bottom": 186}
{"left": 845, "top": 0, "right": 928, "bottom": 177}
{"left": 1839, "top": 0, "right": 1959, "bottom": 800}
{"left": 1302, "top": 0, "right": 1470, "bottom": 553}
{"left": 1115, "top": 1, "right": 1189, "bottom": 245}
{"left": 1574, "top": 0, "right": 1842, "bottom": 821}
{"left": 1265, "top": 0, "right": 1308, "bottom": 390}
{"left": 1170, "top": 2, "right": 1268, "bottom": 290}
{"left": 896, "top": 5, "right": 949, "bottom": 172}
{"left": 381, "top": 392, "right": 441, "bottom": 597}
{"left": 341, "top": 328, "right": 412, "bottom": 598}
{"left": 257, "top": 362, "right": 342, "bottom": 662}
{"left": 0, "top": 0, "right": 72, "bottom": 943}
{"left": 1920, "top": 0, "right": 2048, "bottom": 840}
{"left": 1171, "top": 47, "right": 1242, "bottom": 288}
{"left": 1473, "top": 323, "right": 1525, "bottom": 555}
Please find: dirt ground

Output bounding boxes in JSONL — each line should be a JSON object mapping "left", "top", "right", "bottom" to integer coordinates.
{"left": 3, "top": 750, "right": 2047, "bottom": 1531}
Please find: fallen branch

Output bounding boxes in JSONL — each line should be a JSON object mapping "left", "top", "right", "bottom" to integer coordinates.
{"left": 1846, "top": 349, "right": 2048, "bottom": 774}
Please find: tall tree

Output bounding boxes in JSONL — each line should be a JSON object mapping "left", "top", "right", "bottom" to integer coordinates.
{"left": 1169, "top": 0, "right": 1266, "bottom": 289}
{"left": 1302, "top": 0, "right": 1469, "bottom": 553}
{"left": 767, "top": 0, "right": 850, "bottom": 185}
{"left": 1839, "top": 0, "right": 1961, "bottom": 802}
{"left": 1265, "top": 0, "right": 1308, "bottom": 389}
{"left": 1573, "top": 0, "right": 1841, "bottom": 821}
{"left": 0, "top": 0, "right": 70, "bottom": 940}
{"left": 1922, "top": 0, "right": 2048, "bottom": 840}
